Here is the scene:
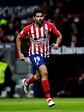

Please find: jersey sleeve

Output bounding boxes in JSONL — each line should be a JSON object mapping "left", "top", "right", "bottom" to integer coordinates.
{"left": 19, "top": 26, "right": 29, "bottom": 38}
{"left": 49, "top": 22, "right": 60, "bottom": 36}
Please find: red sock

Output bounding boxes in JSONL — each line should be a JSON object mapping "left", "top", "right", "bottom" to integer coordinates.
{"left": 41, "top": 80, "right": 51, "bottom": 99}
{"left": 26, "top": 75, "right": 35, "bottom": 85}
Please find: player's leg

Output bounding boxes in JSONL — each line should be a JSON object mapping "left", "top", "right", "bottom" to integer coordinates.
{"left": 23, "top": 70, "right": 41, "bottom": 93}
{"left": 23, "top": 54, "right": 41, "bottom": 93}
{"left": 25, "top": 70, "right": 41, "bottom": 84}
{"left": 39, "top": 64, "right": 55, "bottom": 107}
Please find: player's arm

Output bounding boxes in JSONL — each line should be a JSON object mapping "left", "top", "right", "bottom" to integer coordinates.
{"left": 16, "top": 27, "right": 28, "bottom": 60}
{"left": 16, "top": 35, "right": 25, "bottom": 60}
{"left": 50, "top": 22, "right": 62, "bottom": 50}
{"left": 52, "top": 32, "right": 62, "bottom": 50}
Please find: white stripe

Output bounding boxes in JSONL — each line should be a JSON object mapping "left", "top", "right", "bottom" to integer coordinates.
{"left": 35, "top": 44, "right": 39, "bottom": 54}
{"left": 36, "top": 28, "right": 39, "bottom": 38}
{"left": 31, "top": 26, "right": 35, "bottom": 54}
{"left": 31, "top": 42, "right": 34, "bottom": 54}
{"left": 31, "top": 26, "right": 34, "bottom": 39}
{"left": 40, "top": 26, "right": 44, "bottom": 37}
{"left": 28, "top": 48, "right": 30, "bottom": 56}
{"left": 40, "top": 27, "right": 43, "bottom": 55}
{"left": 39, "top": 26, "right": 43, "bottom": 55}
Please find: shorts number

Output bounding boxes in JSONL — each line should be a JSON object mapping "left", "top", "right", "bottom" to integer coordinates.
{"left": 34, "top": 56, "right": 40, "bottom": 62}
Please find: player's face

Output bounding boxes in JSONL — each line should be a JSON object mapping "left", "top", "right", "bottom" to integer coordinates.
{"left": 33, "top": 13, "right": 44, "bottom": 26}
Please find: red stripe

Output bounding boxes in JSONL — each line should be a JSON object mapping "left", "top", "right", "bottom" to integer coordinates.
{"left": 43, "top": 24, "right": 45, "bottom": 54}
{"left": 38, "top": 28, "right": 40, "bottom": 53}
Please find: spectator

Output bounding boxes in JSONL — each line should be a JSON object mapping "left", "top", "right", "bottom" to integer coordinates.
{"left": 41, "top": 0, "right": 50, "bottom": 19}
{"left": 26, "top": 13, "right": 33, "bottom": 25}
{"left": 78, "top": 72, "right": 84, "bottom": 97}
{"left": 0, "top": 26, "right": 8, "bottom": 43}
{"left": 0, "top": 55, "right": 16, "bottom": 98}
{"left": 60, "top": 15, "right": 77, "bottom": 46}
{"left": 69, "top": 33, "right": 81, "bottom": 47}
{"left": 9, "top": 12, "right": 21, "bottom": 30}
{"left": 0, "top": 26, "right": 5, "bottom": 43}
{"left": 0, "top": 26, "right": 14, "bottom": 43}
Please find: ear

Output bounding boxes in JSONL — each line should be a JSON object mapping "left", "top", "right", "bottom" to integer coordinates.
{"left": 33, "top": 16, "right": 35, "bottom": 20}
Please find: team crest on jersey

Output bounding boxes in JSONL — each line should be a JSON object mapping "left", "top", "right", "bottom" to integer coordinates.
{"left": 44, "top": 29, "right": 48, "bottom": 35}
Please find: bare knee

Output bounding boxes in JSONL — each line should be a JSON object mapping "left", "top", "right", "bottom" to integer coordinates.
{"left": 39, "top": 65, "right": 48, "bottom": 80}
{"left": 41, "top": 70, "right": 48, "bottom": 79}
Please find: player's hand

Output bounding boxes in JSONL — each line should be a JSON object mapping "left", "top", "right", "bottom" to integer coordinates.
{"left": 52, "top": 43, "right": 58, "bottom": 50}
{"left": 19, "top": 53, "right": 25, "bottom": 61}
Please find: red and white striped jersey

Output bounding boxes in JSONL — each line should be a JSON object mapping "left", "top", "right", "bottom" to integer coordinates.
{"left": 19, "top": 20, "right": 60, "bottom": 57}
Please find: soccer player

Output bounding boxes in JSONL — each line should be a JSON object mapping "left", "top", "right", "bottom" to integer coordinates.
{"left": 16, "top": 8, "right": 62, "bottom": 107}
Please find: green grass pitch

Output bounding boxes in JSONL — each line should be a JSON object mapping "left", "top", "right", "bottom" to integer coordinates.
{"left": 0, "top": 98, "right": 84, "bottom": 112}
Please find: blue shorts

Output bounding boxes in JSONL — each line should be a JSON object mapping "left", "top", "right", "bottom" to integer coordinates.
{"left": 29, "top": 54, "right": 49, "bottom": 70}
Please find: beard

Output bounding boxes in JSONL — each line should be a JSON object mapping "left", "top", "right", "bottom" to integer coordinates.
{"left": 36, "top": 20, "right": 43, "bottom": 26}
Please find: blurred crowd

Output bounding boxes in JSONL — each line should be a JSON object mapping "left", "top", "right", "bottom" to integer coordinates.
{"left": 0, "top": 0, "right": 84, "bottom": 97}
{"left": 0, "top": 0, "right": 84, "bottom": 47}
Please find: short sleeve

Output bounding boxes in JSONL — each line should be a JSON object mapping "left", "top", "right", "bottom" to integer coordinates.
{"left": 49, "top": 22, "right": 60, "bottom": 36}
{"left": 19, "top": 26, "right": 29, "bottom": 38}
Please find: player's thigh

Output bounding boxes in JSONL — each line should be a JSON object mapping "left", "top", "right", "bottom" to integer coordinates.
{"left": 39, "top": 64, "right": 48, "bottom": 76}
